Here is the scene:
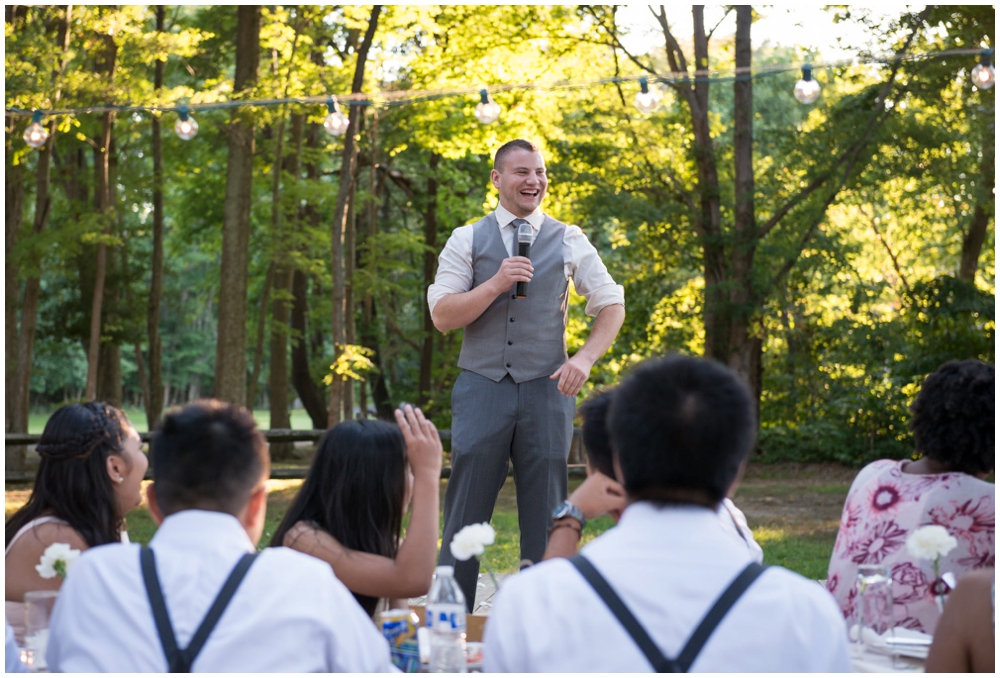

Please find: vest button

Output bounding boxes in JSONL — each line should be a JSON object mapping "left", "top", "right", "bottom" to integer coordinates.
{"left": 509, "top": 317, "right": 515, "bottom": 322}
{"left": 506, "top": 362, "right": 512, "bottom": 368}
{"left": 511, "top": 295, "right": 516, "bottom": 299}
{"left": 507, "top": 340, "right": 513, "bottom": 345}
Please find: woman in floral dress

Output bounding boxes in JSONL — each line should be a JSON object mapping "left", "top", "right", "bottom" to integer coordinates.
{"left": 826, "top": 360, "right": 995, "bottom": 634}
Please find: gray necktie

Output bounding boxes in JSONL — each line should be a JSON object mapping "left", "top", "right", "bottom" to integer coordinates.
{"left": 511, "top": 219, "right": 530, "bottom": 257}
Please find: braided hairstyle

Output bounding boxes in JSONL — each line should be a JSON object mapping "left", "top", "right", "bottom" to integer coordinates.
{"left": 5, "top": 402, "right": 132, "bottom": 548}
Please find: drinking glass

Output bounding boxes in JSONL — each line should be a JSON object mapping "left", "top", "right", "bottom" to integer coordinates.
{"left": 23, "top": 590, "right": 58, "bottom": 672}
{"left": 853, "top": 563, "right": 899, "bottom": 666}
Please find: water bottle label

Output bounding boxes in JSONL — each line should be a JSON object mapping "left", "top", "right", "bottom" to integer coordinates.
{"left": 426, "top": 604, "right": 466, "bottom": 632}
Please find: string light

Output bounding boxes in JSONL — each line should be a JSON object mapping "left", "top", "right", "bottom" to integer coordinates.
{"left": 7, "top": 46, "right": 988, "bottom": 149}
{"left": 634, "top": 77, "right": 662, "bottom": 114}
{"left": 793, "top": 64, "right": 822, "bottom": 104}
{"left": 474, "top": 89, "right": 501, "bottom": 124}
{"left": 174, "top": 105, "right": 198, "bottom": 140}
{"left": 22, "top": 110, "right": 49, "bottom": 149}
{"left": 323, "top": 96, "right": 349, "bottom": 136}
{"left": 971, "top": 49, "right": 995, "bottom": 90}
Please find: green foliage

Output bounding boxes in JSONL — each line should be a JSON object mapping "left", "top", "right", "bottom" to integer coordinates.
{"left": 5, "top": 6, "right": 995, "bottom": 469}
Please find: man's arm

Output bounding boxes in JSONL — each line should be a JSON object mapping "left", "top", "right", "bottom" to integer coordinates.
{"left": 550, "top": 303, "right": 625, "bottom": 396}
{"left": 541, "top": 471, "right": 626, "bottom": 561}
{"left": 431, "top": 257, "right": 533, "bottom": 333}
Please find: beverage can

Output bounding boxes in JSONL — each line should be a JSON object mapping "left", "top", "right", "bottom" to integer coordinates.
{"left": 380, "top": 608, "right": 421, "bottom": 673}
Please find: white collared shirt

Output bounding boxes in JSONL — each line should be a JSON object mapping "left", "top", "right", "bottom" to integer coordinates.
{"left": 427, "top": 204, "right": 625, "bottom": 317}
{"left": 46, "top": 510, "right": 395, "bottom": 673}
{"left": 484, "top": 502, "right": 850, "bottom": 673}
{"left": 718, "top": 497, "right": 764, "bottom": 563}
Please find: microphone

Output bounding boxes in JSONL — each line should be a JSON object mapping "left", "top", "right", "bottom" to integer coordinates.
{"left": 516, "top": 221, "right": 532, "bottom": 298}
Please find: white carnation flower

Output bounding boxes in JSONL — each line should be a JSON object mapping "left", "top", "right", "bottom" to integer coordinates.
{"left": 905, "top": 525, "right": 957, "bottom": 561}
{"left": 449, "top": 522, "right": 496, "bottom": 561}
{"left": 35, "top": 542, "right": 81, "bottom": 579}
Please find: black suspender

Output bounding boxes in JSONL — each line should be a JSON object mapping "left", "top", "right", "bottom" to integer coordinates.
{"left": 140, "top": 547, "right": 259, "bottom": 673}
{"left": 569, "top": 554, "right": 767, "bottom": 673}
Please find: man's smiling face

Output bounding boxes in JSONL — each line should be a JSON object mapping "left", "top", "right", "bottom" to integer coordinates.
{"left": 491, "top": 148, "right": 548, "bottom": 218}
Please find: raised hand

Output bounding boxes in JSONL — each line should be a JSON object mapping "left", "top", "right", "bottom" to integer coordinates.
{"left": 568, "top": 471, "right": 626, "bottom": 521}
{"left": 394, "top": 404, "right": 443, "bottom": 478}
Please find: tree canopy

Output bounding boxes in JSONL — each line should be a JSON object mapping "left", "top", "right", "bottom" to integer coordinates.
{"left": 5, "top": 5, "right": 993, "bottom": 468}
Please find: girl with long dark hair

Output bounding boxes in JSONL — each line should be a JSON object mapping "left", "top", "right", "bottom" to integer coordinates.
{"left": 271, "top": 404, "right": 442, "bottom": 618}
{"left": 5, "top": 402, "right": 148, "bottom": 640}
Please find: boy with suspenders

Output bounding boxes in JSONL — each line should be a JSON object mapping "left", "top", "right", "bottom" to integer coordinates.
{"left": 47, "top": 400, "right": 394, "bottom": 672}
{"left": 485, "top": 355, "right": 850, "bottom": 672}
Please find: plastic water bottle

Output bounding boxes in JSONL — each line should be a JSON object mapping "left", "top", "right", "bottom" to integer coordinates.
{"left": 426, "top": 565, "right": 467, "bottom": 673}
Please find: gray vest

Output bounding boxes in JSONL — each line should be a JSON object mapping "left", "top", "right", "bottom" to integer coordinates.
{"left": 457, "top": 213, "right": 569, "bottom": 383}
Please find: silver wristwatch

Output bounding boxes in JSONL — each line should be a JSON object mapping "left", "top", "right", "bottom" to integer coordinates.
{"left": 551, "top": 500, "right": 586, "bottom": 529}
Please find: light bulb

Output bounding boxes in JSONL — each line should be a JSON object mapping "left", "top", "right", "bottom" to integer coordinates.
{"left": 793, "top": 64, "right": 821, "bottom": 104}
{"left": 323, "top": 96, "right": 350, "bottom": 136}
{"left": 474, "top": 89, "right": 501, "bottom": 124}
{"left": 971, "top": 50, "right": 995, "bottom": 90}
{"left": 23, "top": 111, "right": 49, "bottom": 149}
{"left": 174, "top": 106, "right": 198, "bottom": 140}
{"left": 633, "top": 77, "right": 662, "bottom": 114}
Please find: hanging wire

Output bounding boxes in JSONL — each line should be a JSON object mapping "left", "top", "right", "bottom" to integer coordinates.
{"left": 5, "top": 46, "right": 986, "bottom": 118}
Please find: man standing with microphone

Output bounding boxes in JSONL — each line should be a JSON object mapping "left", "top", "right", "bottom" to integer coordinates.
{"left": 428, "top": 139, "right": 625, "bottom": 608}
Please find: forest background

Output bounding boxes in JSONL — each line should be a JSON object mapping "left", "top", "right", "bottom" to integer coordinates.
{"left": 4, "top": 5, "right": 994, "bottom": 472}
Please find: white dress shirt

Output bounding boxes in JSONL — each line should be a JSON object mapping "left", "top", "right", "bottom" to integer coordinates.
{"left": 484, "top": 502, "right": 850, "bottom": 673}
{"left": 427, "top": 204, "right": 625, "bottom": 317}
{"left": 5, "top": 619, "right": 26, "bottom": 673}
{"left": 718, "top": 497, "right": 764, "bottom": 563}
{"left": 46, "top": 510, "right": 395, "bottom": 672}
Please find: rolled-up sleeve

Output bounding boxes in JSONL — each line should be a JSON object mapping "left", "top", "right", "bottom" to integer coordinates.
{"left": 427, "top": 225, "right": 475, "bottom": 316}
{"left": 563, "top": 225, "right": 625, "bottom": 317}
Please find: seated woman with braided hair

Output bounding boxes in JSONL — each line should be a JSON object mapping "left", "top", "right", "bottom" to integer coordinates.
{"left": 5, "top": 402, "right": 148, "bottom": 642}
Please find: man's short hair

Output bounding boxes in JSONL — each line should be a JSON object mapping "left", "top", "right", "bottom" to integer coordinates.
{"left": 578, "top": 390, "right": 616, "bottom": 478}
{"left": 910, "top": 359, "right": 994, "bottom": 476}
{"left": 608, "top": 355, "right": 755, "bottom": 506}
{"left": 151, "top": 399, "right": 268, "bottom": 516}
{"left": 494, "top": 139, "right": 540, "bottom": 172}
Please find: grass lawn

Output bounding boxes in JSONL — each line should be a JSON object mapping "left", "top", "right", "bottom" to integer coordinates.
{"left": 5, "top": 462, "right": 852, "bottom": 581}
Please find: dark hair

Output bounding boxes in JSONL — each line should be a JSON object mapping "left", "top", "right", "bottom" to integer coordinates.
{"left": 494, "top": 139, "right": 540, "bottom": 172}
{"left": 607, "top": 355, "right": 755, "bottom": 506}
{"left": 910, "top": 360, "right": 994, "bottom": 476}
{"left": 271, "top": 419, "right": 407, "bottom": 617}
{"left": 5, "top": 402, "right": 131, "bottom": 548}
{"left": 150, "top": 400, "right": 267, "bottom": 517}
{"left": 579, "top": 389, "right": 616, "bottom": 479}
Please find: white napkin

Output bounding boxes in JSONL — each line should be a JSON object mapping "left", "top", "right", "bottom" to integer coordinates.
{"left": 850, "top": 626, "right": 932, "bottom": 659}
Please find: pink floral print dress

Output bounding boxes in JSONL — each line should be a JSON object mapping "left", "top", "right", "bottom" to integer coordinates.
{"left": 826, "top": 459, "right": 995, "bottom": 634}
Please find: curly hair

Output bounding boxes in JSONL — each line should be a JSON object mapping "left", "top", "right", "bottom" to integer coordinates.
{"left": 5, "top": 402, "right": 131, "bottom": 548}
{"left": 910, "top": 360, "right": 994, "bottom": 476}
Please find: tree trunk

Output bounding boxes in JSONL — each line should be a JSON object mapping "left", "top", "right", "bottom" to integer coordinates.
{"left": 85, "top": 22, "right": 118, "bottom": 401}
{"left": 291, "top": 269, "right": 329, "bottom": 427}
{"left": 329, "top": 4, "right": 381, "bottom": 425}
{"left": 290, "top": 118, "right": 329, "bottom": 428}
{"left": 958, "top": 117, "right": 994, "bottom": 282}
{"left": 6, "top": 114, "right": 26, "bottom": 433}
{"left": 343, "top": 187, "right": 357, "bottom": 421}
{"left": 418, "top": 153, "right": 440, "bottom": 406}
{"left": 269, "top": 110, "right": 304, "bottom": 459}
{"left": 360, "top": 298, "right": 394, "bottom": 419}
{"left": 727, "top": 5, "right": 759, "bottom": 404}
{"left": 247, "top": 263, "right": 274, "bottom": 409}
{"left": 215, "top": 5, "right": 261, "bottom": 405}
{"left": 145, "top": 4, "right": 166, "bottom": 429}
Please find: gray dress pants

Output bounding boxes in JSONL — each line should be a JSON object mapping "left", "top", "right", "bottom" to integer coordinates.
{"left": 438, "top": 369, "right": 575, "bottom": 610}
